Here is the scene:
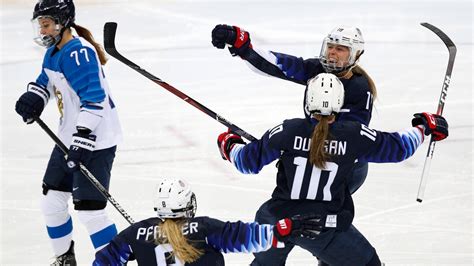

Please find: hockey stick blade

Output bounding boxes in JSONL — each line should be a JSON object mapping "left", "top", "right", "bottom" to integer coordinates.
{"left": 103, "top": 22, "right": 257, "bottom": 141}
{"left": 34, "top": 117, "right": 135, "bottom": 224}
{"left": 416, "top": 23, "right": 456, "bottom": 203}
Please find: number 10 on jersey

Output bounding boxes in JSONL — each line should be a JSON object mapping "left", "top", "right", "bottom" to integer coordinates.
{"left": 291, "top": 157, "right": 338, "bottom": 201}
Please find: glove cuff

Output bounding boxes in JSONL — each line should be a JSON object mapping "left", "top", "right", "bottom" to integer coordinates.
{"left": 27, "top": 82, "right": 49, "bottom": 106}
{"left": 71, "top": 133, "right": 96, "bottom": 151}
{"left": 271, "top": 235, "right": 286, "bottom": 248}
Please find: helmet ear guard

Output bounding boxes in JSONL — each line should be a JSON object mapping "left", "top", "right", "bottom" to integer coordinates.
{"left": 154, "top": 178, "right": 197, "bottom": 219}
{"left": 305, "top": 73, "right": 345, "bottom": 116}
{"left": 319, "top": 26, "right": 365, "bottom": 73}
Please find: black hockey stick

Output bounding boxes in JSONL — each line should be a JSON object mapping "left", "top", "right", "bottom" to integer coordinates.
{"left": 416, "top": 23, "right": 456, "bottom": 203}
{"left": 103, "top": 22, "right": 257, "bottom": 142}
{"left": 35, "top": 117, "right": 135, "bottom": 224}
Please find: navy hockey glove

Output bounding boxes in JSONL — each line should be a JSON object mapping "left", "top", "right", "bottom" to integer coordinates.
{"left": 15, "top": 82, "right": 49, "bottom": 124}
{"left": 412, "top": 112, "right": 448, "bottom": 141}
{"left": 273, "top": 213, "right": 323, "bottom": 245}
{"left": 217, "top": 130, "right": 245, "bottom": 161}
{"left": 211, "top": 24, "right": 252, "bottom": 56}
{"left": 66, "top": 128, "right": 96, "bottom": 172}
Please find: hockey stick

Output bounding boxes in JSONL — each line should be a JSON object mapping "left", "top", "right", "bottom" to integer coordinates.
{"left": 103, "top": 22, "right": 257, "bottom": 142}
{"left": 416, "top": 23, "right": 456, "bottom": 203}
{"left": 35, "top": 117, "right": 135, "bottom": 224}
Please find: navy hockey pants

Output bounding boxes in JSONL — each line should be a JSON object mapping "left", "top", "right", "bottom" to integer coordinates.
{"left": 43, "top": 145, "right": 116, "bottom": 203}
{"left": 251, "top": 198, "right": 377, "bottom": 266}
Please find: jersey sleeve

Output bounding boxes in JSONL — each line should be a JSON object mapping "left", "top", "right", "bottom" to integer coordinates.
{"left": 358, "top": 125, "right": 425, "bottom": 163}
{"left": 204, "top": 217, "right": 275, "bottom": 253}
{"left": 242, "top": 48, "right": 322, "bottom": 85}
{"left": 228, "top": 128, "right": 282, "bottom": 174}
{"left": 93, "top": 232, "right": 134, "bottom": 265}
{"left": 35, "top": 68, "right": 49, "bottom": 88}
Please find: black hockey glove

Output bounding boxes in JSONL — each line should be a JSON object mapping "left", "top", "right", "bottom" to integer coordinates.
{"left": 273, "top": 213, "right": 323, "bottom": 245}
{"left": 217, "top": 129, "right": 245, "bottom": 162}
{"left": 15, "top": 82, "right": 49, "bottom": 124}
{"left": 66, "top": 128, "right": 96, "bottom": 172}
{"left": 211, "top": 24, "right": 252, "bottom": 57}
{"left": 412, "top": 112, "right": 448, "bottom": 141}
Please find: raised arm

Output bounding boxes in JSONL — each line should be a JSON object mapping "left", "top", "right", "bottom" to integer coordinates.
{"left": 359, "top": 113, "right": 448, "bottom": 163}
{"left": 211, "top": 24, "right": 323, "bottom": 85}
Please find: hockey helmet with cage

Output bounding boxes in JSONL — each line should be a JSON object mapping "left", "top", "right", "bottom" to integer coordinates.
{"left": 31, "top": 0, "right": 75, "bottom": 47}
{"left": 154, "top": 178, "right": 197, "bottom": 219}
{"left": 305, "top": 73, "right": 345, "bottom": 116}
{"left": 319, "top": 26, "right": 364, "bottom": 73}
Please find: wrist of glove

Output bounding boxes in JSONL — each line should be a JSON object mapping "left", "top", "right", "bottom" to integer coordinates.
{"left": 217, "top": 130, "right": 245, "bottom": 162}
{"left": 272, "top": 213, "right": 322, "bottom": 246}
{"left": 411, "top": 112, "right": 448, "bottom": 141}
{"left": 15, "top": 82, "right": 49, "bottom": 124}
{"left": 66, "top": 128, "right": 96, "bottom": 172}
{"left": 211, "top": 24, "right": 252, "bottom": 57}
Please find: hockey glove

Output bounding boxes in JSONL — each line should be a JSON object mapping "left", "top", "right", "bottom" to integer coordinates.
{"left": 66, "top": 128, "right": 96, "bottom": 172}
{"left": 15, "top": 82, "right": 49, "bottom": 124}
{"left": 412, "top": 112, "right": 448, "bottom": 141}
{"left": 217, "top": 130, "right": 245, "bottom": 162}
{"left": 273, "top": 213, "right": 323, "bottom": 245}
{"left": 211, "top": 24, "right": 252, "bottom": 57}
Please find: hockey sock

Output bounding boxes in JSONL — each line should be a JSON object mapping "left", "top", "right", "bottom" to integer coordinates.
{"left": 40, "top": 190, "right": 73, "bottom": 256}
{"left": 77, "top": 209, "right": 117, "bottom": 251}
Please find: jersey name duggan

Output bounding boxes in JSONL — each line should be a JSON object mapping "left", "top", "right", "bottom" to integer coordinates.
{"left": 293, "top": 136, "right": 347, "bottom": 156}
{"left": 136, "top": 222, "right": 199, "bottom": 241}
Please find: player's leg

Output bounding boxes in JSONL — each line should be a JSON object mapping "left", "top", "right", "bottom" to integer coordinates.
{"left": 73, "top": 146, "right": 118, "bottom": 251}
{"left": 306, "top": 225, "right": 381, "bottom": 266}
{"left": 41, "top": 146, "right": 76, "bottom": 263}
{"left": 251, "top": 199, "right": 295, "bottom": 266}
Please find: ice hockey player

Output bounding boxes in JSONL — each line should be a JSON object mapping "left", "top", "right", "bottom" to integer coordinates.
{"left": 93, "top": 177, "right": 323, "bottom": 265}
{"left": 217, "top": 73, "right": 448, "bottom": 265}
{"left": 14, "top": 0, "right": 122, "bottom": 264}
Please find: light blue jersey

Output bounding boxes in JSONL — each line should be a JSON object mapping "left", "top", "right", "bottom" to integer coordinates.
{"left": 36, "top": 37, "right": 121, "bottom": 150}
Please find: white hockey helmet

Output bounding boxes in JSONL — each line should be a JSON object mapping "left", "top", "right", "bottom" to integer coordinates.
{"left": 319, "top": 26, "right": 364, "bottom": 73}
{"left": 305, "top": 73, "right": 345, "bottom": 115}
{"left": 154, "top": 178, "right": 197, "bottom": 219}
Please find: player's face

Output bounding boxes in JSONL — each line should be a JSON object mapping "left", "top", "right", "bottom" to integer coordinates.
{"left": 325, "top": 44, "right": 350, "bottom": 68}
{"left": 37, "top": 17, "right": 59, "bottom": 36}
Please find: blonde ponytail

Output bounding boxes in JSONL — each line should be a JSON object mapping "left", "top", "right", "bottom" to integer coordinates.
{"left": 309, "top": 115, "right": 334, "bottom": 168}
{"left": 156, "top": 219, "right": 203, "bottom": 263}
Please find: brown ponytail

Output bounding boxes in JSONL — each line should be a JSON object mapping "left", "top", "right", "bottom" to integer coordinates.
{"left": 352, "top": 65, "right": 377, "bottom": 99}
{"left": 156, "top": 219, "right": 203, "bottom": 263}
{"left": 71, "top": 24, "right": 108, "bottom": 65}
{"left": 309, "top": 115, "right": 334, "bottom": 169}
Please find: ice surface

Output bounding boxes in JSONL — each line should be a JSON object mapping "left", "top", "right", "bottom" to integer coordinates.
{"left": 1, "top": 0, "right": 472, "bottom": 265}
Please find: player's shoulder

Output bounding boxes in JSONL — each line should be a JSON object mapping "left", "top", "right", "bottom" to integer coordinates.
{"left": 331, "top": 120, "right": 363, "bottom": 137}
{"left": 129, "top": 217, "right": 161, "bottom": 230}
{"left": 62, "top": 37, "right": 96, "bottom": 54}
{"left": 345, "top": 72, "right": 370, "bottom": 91}
{"left": 274, "top": 118, "right": 310, "bottom": 136}
{"left": 191, "top": 216, "right": 217, "bottom": 226}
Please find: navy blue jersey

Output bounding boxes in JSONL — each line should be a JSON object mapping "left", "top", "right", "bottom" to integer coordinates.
{"left": 228, "top": 118, "right": 424, "bottom": 219}
{"left": 93, "top": 216, "right": 276, "bottom": 265}
{"left": 241, "top": 49, "right": 372, "bottom": 125}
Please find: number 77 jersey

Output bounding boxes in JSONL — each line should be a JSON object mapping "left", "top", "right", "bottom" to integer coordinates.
{"left": 34, "top": 37, "right": 122, "bottom": 150}
{"left": 227, "top": 118, "right": 424, "bottom": 206}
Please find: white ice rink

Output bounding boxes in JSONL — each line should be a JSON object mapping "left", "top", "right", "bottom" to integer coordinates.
{"left": 1, "top": 0, "right": 472, "bottom": 265}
